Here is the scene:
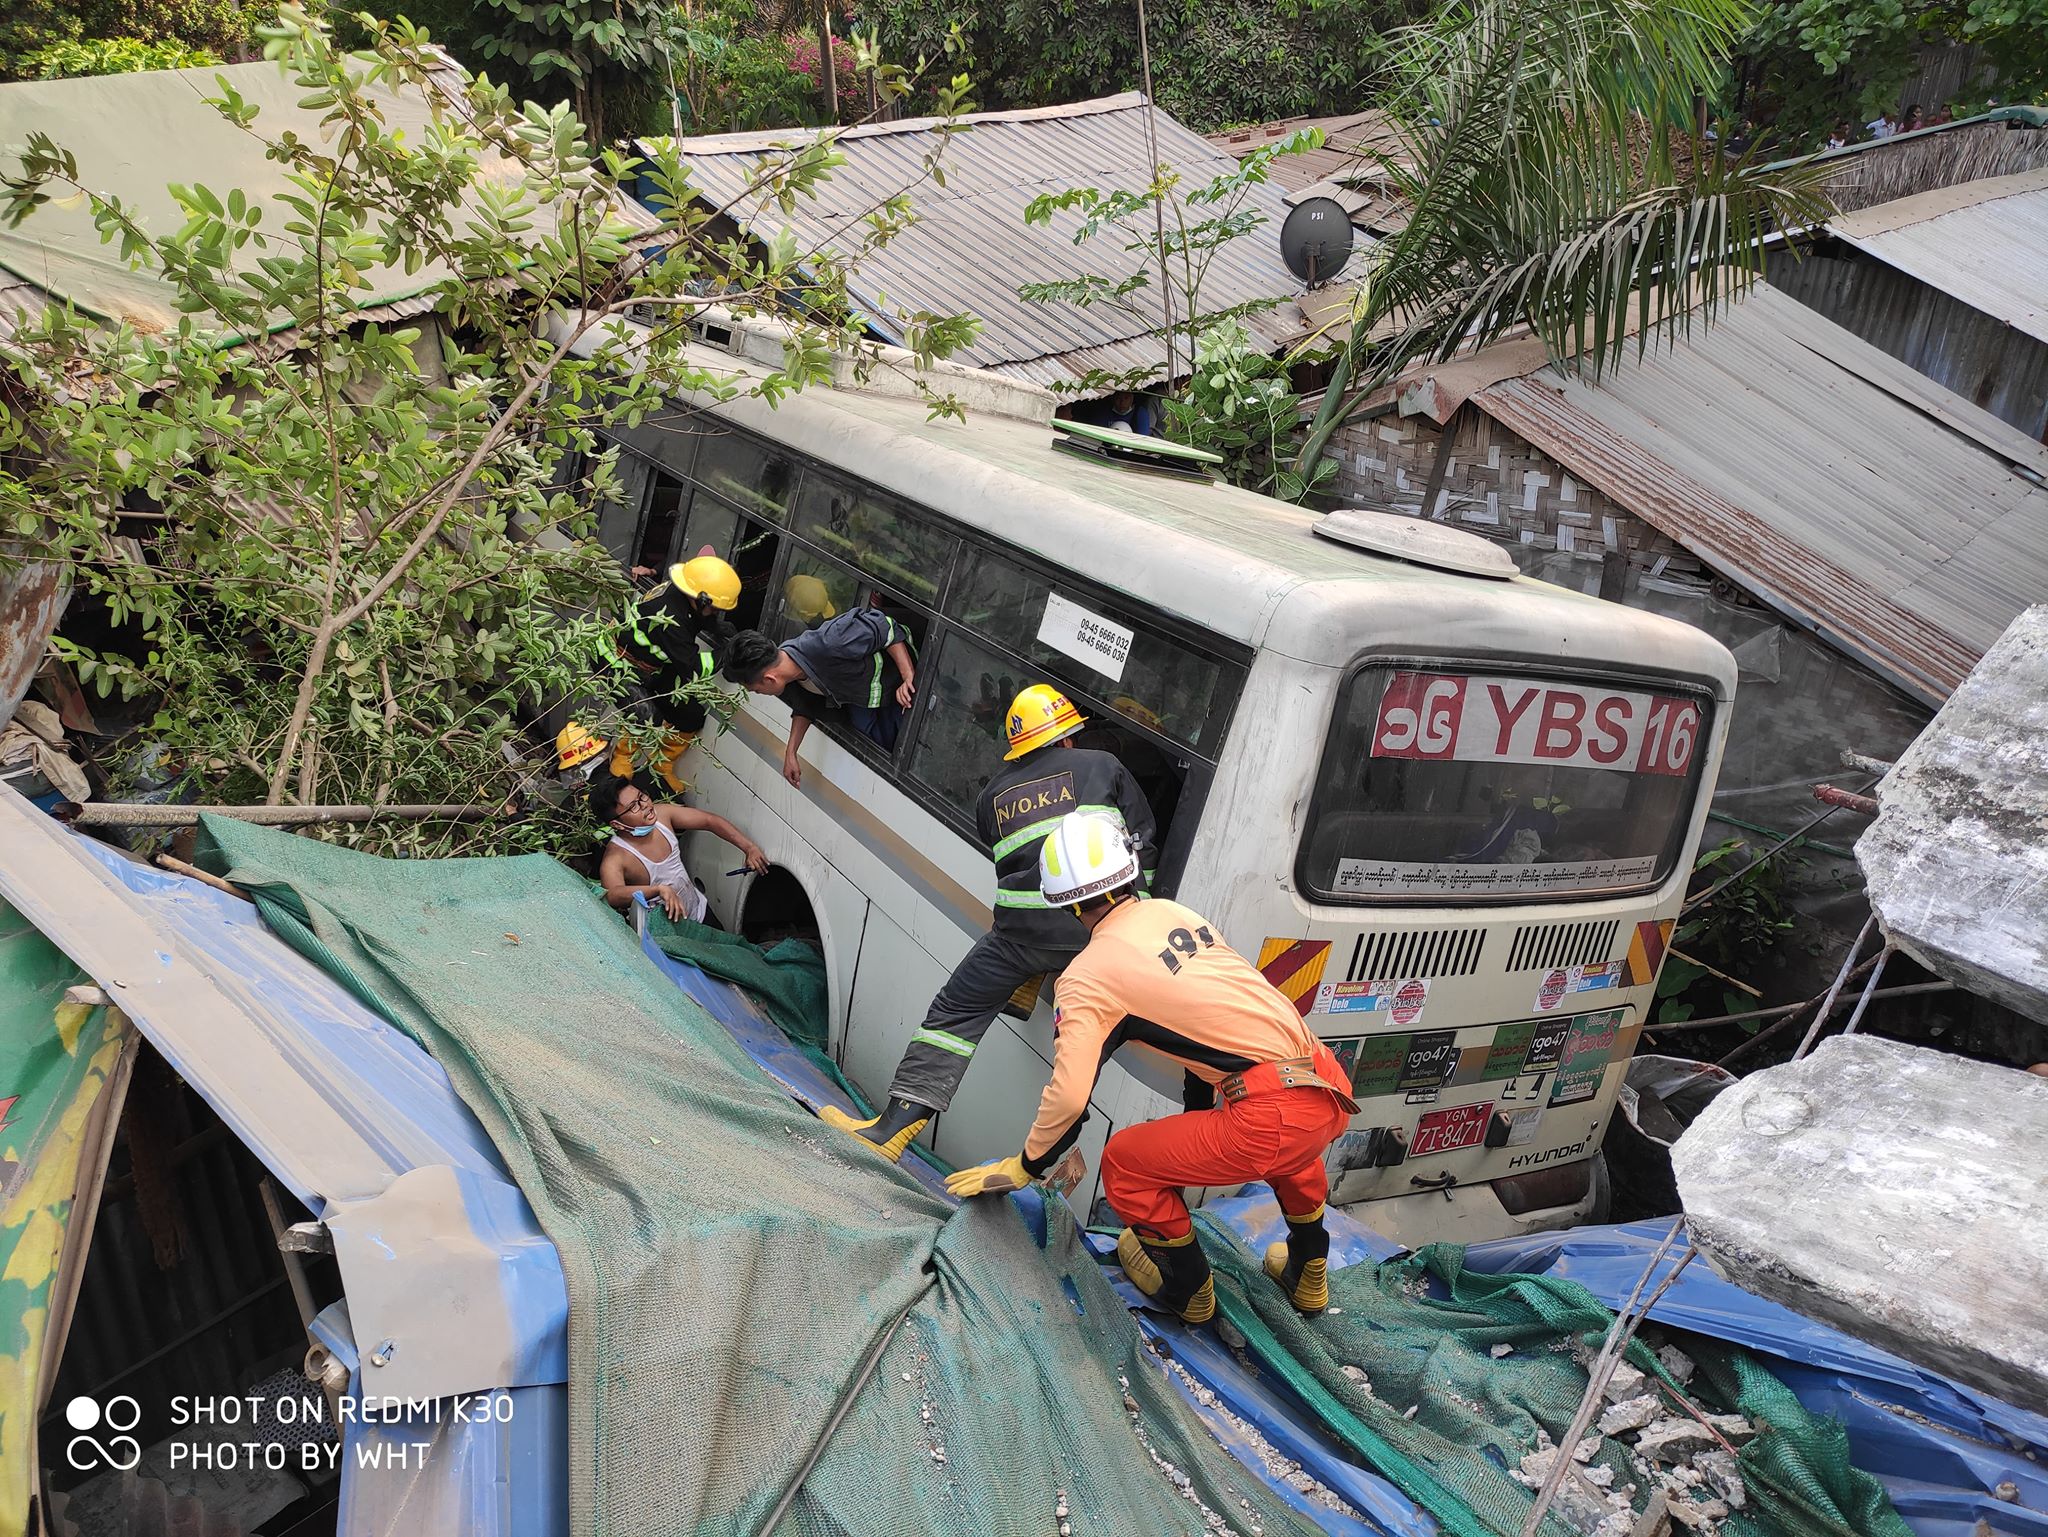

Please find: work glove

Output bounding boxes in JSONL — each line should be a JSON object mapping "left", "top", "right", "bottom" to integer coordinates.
{"left": 944, "top": 1153, "right": 1031, "bottom": 1199}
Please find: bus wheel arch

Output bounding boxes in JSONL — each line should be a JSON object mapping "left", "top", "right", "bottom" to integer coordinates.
{"left": 738, "top": 865, "right": 822, "bottom": 948}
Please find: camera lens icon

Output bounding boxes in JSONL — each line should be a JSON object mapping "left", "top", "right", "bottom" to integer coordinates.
{"left": 65, "top": 1394, "right": 142, "bottom": 1472}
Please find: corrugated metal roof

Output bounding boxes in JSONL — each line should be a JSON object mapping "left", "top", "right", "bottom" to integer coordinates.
{"left": 1205, "top": 110, "right": 1409, "bottom": 194}
{"left": 649, "top": 94, "right": 1306, "bottom": 390}
{"left": 1464, "top": 282, "right": 2048, "bottom": 705}
{"left": 1829, "top": 168, "right": 2048, "bottom": 343}
{"left": 0, "top": 57, "right": 656, "bottom": 341}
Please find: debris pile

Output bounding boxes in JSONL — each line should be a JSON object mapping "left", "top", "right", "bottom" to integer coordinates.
{"left": 1509, "top": 1351, "right": 1753, "bottom": 1537}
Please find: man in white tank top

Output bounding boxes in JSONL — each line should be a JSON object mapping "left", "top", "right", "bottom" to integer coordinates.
{"left": 592, "top": 775, "right": 769, "bottom": 924}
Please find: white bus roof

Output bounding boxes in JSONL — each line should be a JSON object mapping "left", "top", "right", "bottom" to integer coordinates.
{"left": 656, "top": 332, "right": 1734, "bottom": 690}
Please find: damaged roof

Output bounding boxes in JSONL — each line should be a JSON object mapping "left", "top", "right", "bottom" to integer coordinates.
{"left": 1402, "top": 281, "right": 2048, "bottom": 706}
{"left": 649, "top": 93, "right": 1306, "bottom": 391}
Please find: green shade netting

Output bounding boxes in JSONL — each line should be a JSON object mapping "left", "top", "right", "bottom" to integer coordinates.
{"left": 1196, "top": 1216, "right": 1913, "bottom": 1537}
{"left": 194, "top": 816, "right": 1316, "bottom": 1537}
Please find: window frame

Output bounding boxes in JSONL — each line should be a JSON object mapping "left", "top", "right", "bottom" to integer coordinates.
{"left": 1294, "top": 652, "right": 1721, "bottom": 909}
{"left": 595, "top": 416, "right": 1253, "bottom": 873}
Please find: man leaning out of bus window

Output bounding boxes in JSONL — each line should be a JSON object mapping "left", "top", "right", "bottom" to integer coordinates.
{"left": 722, "top": 607, "right": 917, "bottom": 786}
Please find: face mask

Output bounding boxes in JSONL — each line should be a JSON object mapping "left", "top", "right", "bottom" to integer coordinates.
{"left": 622, "top": 822, "right": 655, "bottom": 837}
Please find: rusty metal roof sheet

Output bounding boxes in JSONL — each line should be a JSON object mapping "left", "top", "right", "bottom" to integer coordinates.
{"left": 1206, "top": 110, "right": 1410, "bottom": 194}
{"left": 1829, "top": 168, "right": 2048, "bottom": 343}
{"left": 1466, "top": 282, "right": 2048, "bottom": 705}
{"left": 652, "top": 94, "right": 1306, "bottom": 390}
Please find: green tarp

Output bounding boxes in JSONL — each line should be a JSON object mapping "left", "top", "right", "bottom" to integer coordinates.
{"left": 196, "top": 816, "right": 1316, "bottom": 1537}
{"left": 1198, "top": 1218, "right": 1913, "bottom": 1537}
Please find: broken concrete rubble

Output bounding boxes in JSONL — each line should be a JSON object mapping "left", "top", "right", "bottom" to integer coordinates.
{"left": 1634, "top": 1419, "right": 1718, "bottom": 1464}
{"left": 1673, "top": 1032, "right": 2048, "bottom": 1409}
{"left": 1857, "top": 603, "right": 2048, "bottom": 1026}
{"left": 1602, "top": 1362, "right": 1648, "bottom": 1403}
{"left": 1691, "top": 1451, "right": 1746, "bottom": 1510}
{"left": 1597, "top": 1395, "right": 1664, "bottom": 1436}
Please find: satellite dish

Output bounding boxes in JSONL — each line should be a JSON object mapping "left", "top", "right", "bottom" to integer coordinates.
{"left": 1280, "top": 197, "right": 1355, "bottom": 287}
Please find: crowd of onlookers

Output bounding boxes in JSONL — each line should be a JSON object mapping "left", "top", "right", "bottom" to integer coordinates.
{"left": 1824, "top": 102, "right": 1956, "bottom": 149}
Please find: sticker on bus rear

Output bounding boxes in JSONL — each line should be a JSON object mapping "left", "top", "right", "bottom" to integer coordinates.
{"left": 1333, "top": 856, "right": 1660, "bottom": 898}
{"left": 1368, "top": 671, "right": 1702, "bottom": 777}
{"left": 1312, "top": 977, "right": 1430, "bottom": 1024}
{"left": 1532, "top": 961, "right": 1623, "bottom": 1013}
{"left": 1548, "top": 1008, "right": 1625, "bottom": 1106}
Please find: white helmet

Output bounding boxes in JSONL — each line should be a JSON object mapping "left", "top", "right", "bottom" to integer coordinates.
{"left": 1039, "top": 811, "right": 1141, "bottom": 907}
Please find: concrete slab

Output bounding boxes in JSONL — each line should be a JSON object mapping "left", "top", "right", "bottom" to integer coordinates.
{"left": 1857, "top": 604, "right": 2048, "bottom": 1025}
{"left": 1672, "top": 1033, "right": 2048, "bottom": 1409}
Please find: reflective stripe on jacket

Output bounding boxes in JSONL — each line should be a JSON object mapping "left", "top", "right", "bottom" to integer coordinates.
{"left": 975, "top": 743, "right": 1158, "bottom": 944}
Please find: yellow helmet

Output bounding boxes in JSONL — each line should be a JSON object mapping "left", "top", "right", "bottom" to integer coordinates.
{"left": 556, "top": 720, "right": 607, "bottom": 771}
{"left": 784, "top": 572, "right": 838, "bottom": 623}
{"left": 1004, "top": 684, "right": 1088, "bottom": 761}
{"left": 669, "top": 554, "right": 742, "bottom": 611}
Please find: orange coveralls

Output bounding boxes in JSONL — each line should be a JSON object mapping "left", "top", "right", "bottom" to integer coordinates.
{"left": 1024, "top": 898, "right": 1358, "bottom": 1239}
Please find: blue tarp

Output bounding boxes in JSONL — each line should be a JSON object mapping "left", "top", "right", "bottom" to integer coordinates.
{"left": 48, "top": 835, "right": 2048, "bottom": 1537}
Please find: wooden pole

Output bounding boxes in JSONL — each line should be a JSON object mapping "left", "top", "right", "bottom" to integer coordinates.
{"left": 154, "top": 853, "right": 253, "bottom": 902}
{"left": 73, "top": 802, "right": 493, "bottom": 828}
{"left": 817, "top": 1, "right": 839, "bottom": 122}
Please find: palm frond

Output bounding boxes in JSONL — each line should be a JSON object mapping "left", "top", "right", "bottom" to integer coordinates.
{"left": 1301, "top": 0, "right": 1834, "bottom": 464}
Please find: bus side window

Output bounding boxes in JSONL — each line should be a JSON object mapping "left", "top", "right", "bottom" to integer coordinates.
{"left": 949, "top": 551, "right": 1235, "bottom": 753}
{"left": 905, "top": 627, "right": 1021, "bottom": 815}
{"left": 774, "top": 548, "right": 865, "bottom": 640}
{"left": 679, "top": 493, "right": 741, "bottom": 570}
{"left": 694, "top": 433, "right": 800, "bottom": 526}
{"left": 728, "top": 517, "right": 785, "bottom": 634}
{"left": 793, "top": 477, "right": 955, "bottom": 608}
{"left": 1072, "top": 717, "right": 1189, "bottom": 875}
{"left": 634, "top": 470, "right": 690, "bottom": 574}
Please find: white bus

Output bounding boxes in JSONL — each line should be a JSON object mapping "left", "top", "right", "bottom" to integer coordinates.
{"left": 576, "top": 323, "right": 1735, "bottom": 1245}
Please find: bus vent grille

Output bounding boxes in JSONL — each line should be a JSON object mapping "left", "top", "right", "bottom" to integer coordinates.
{"left": 1346, "top": 927, "right": 1488, "bottom": 983}
{"left": 1504, "top": 919, "right": 1621, "bottom": 973}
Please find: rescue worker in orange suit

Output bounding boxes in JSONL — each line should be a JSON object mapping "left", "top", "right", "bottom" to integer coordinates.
{"left": 607, "top": 551, "right": 742, "bottom": 792}
{"left": 820, "top": 686, "right": 1158, "bottom": 1161}
{"left": 945, "top": 811, "right": 1359, "bottom": 1325}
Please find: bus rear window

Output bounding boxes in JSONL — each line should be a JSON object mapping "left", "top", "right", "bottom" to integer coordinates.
{"left": 1299, "top": 667, "right": 1710, "bottom": 903}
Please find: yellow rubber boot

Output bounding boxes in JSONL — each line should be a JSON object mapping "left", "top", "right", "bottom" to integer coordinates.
{"left": 609, "top": 734, "right": 637, "bottom": 780}
{"left": 1116, "top": 1228, "right": 1216, "bottom": 1325}
{"left": 819, "top": 1097, "right": 930, "bottom": 1163}
{"left": 653, "top": 731, "right": 697, "bottom": 795}
{"left": 1261, "top": 1204, "right": 1332, "bottom": 1315}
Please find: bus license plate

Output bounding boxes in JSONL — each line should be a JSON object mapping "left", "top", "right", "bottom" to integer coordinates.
{"left": 1410, "top": 1103, "right": 1491, "bottom": 1156}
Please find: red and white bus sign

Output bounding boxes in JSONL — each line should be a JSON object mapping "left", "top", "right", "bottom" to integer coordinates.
{"left": 1370, "top": 672, "right": 1700, "bottom": 777}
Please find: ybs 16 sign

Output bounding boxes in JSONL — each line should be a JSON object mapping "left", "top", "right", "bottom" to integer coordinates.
{"left": 1371, "top": 672, "right": 1700, "bottom": 777}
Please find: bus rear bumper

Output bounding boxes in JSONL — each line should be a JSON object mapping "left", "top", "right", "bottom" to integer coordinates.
{"left": 1336, "top": 1153, "right": 1608, "bottom": 1249}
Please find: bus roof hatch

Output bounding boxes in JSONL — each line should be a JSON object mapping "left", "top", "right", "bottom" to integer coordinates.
{"left": 1313, "top": 507, "right": 1518, "bottom": 579}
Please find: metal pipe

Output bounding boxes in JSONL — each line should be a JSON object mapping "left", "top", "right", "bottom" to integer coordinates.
{"left": 1812, "top": 783, "right": 1880, "bottom": 817}
{"left": 1793, "top": 915, "right": 1878, "bottom": 1061}
{"left": 1705, "top": 808, "right": 1853, "bottom": 860}
{"left": 1645, "top": 980, "right": 1954, "bottom": 1034}
{"left": 1716, "top": 948, "right": 1885, "bottom": 1070}
{"left": 1839, "top": 750, "right": 1895, "bottom": 777}
{"left": 1682, "top": 777, "right": 1878, "bottom": 916}
{"left": 1841, "top": 946, "right": 1893, "bottom": 1035}
{"left": 69, "top": 801, "right": 494, "bottom": 827}
{"left": 760, "top": 1291, "right": 930, "bottom": 1535}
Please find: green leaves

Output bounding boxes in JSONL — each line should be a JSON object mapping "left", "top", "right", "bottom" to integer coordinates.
{"left": 5, "top": 3, "right": 976, "bottom": 852}
{"left": 1298, "top": 0, "right": 1834, "bottom": 473}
